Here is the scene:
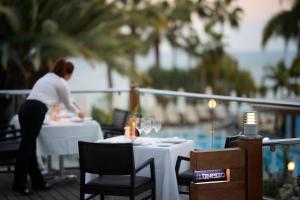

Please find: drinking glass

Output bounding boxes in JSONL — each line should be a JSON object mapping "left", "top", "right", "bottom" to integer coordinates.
{"left": 136, "top": 118, "right": 145, "bottom": 135}
{"left": 143, "top": 118, "right": 153, "bottom": 135}
{"left": 153, "top": 120, "right": 161, "bottom": 133}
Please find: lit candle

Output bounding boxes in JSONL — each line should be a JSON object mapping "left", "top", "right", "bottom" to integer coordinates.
{"left": 131, "top": 121, "right": 136, "bottom": 140}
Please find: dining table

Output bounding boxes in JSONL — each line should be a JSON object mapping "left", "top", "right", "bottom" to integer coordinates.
{"left": 94, "top": 135, "right": 195, "bottom": 200}
{"left": 10, "top": 115, "right": 103, "bottom": 179}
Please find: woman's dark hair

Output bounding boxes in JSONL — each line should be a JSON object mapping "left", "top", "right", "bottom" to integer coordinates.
{"left": 52, "top": 58, "right": 74, "bottom": 78}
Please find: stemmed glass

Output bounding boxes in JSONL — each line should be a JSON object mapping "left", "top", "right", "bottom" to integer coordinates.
{"left": 136, "top": 118, "right": 145, "bottom": 135}
{"left": 153, "top": 120, "right": 161, "bottom": 133}
{"left": 143, "top": 118, "right": 153, "bottom": 135}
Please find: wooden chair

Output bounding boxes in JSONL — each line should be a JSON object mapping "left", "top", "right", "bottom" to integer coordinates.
{"left": 175, "top": 135, "right": 240, "bottom": 195}
{"left": 101, "top": 108, "right": 130, "bottom": 139}
{"left": 0, "top": 125, "right": 21, "bottom": 173}
{"left": 78, "top": 141, "right": 156, "bottom": 200}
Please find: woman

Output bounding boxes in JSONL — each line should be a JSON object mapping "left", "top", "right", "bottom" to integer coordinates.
{"left": 13, "top": 58, "right": 85, "bottom": 195}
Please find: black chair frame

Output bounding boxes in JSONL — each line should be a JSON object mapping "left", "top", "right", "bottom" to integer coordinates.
{"left": 101, "top": 108, "right": 130, "bottom": 139}
{"left": 78, "top": 142, "right": 156, "bottom": 200}
{"left": 0, "top": 125, "right": 21, "bottom": 173}
{"left": 175, "top": 156, "right": 193, "bottom": 195}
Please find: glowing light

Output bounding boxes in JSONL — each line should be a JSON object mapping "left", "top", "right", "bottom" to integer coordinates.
{"left": 288, "top": 161, "right": 295, "bottom": 172}
{"left": 244, "top": 112, "right": 256, "bottom": 124}
{"left": 243, "top": 111, "right": 257, "bottom": 137}
{"left": 263, "top": 137, "right": 270, "bottom": 142}
{"left": 208, "top": 99, "right": 217, "bottom": 109}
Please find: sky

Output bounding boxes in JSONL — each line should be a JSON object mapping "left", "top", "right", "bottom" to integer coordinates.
{"left": 223, "top": 0, "right": 296, "bottom": 52}
{"left": 158, "top": 0, "right": 297, "bottom": 53}
{"left": 69, "top": 0, "right": 298, "bottom": 93}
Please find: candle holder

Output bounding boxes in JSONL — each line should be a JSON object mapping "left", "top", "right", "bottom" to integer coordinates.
{"left": 129, "top": 117, "right": 137, "bottom": 140}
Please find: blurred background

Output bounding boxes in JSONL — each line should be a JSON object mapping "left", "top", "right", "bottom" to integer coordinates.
{"left": 1, "top": 0, "right": 300, "bottom": 199}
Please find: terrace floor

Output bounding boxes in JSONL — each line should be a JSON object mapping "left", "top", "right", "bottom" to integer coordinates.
{"left": 0, "top": 170, "right": 80, "bottom": 200}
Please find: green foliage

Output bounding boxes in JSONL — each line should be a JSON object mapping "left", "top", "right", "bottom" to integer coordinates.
{"left": 145, "top": 52, "right": 256, "bottom": 97}
{"left": 146, "top": 66, "right": 200, "bottom": 93}
{"left": 0, "top": 0, "right": 136, "bottom": 88}
{"left": 263, "top": 146, "right": 294, "bottom": 199}
{"left": 91, "top": 106, "right": 111, "bottom": 125}
{"left": 264, "top": 60, "right": 290, "bottom": 97}
{"left": 262, "top": 0, "right": 300, "bottom": 55}
{"left": 199, "top": 51, "right": 256, "bottom": 96}
{"left": 263, "top": 174, "right": 282, "bottom": 198}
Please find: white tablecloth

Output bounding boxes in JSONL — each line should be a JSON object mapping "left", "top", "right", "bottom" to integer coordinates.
{"left": 98, "top": 136, "right": 195, "bottom": 200}
{"left": 10, "top": 115, "right": 103, "bottom": 155}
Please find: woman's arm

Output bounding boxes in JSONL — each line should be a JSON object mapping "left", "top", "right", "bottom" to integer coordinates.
{"left": 56, "top": 80, "right": 82, "bottom": 115}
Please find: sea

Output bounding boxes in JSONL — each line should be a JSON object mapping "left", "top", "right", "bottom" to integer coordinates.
{"left": 68, "top": 50, "right": 297, "bottom": 110}
{"left": 69, "top": 50, "right": 297, "bottom": 91}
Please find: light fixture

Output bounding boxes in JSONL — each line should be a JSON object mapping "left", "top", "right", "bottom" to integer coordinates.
{"left": 208, "top": 99, "right": 217, "bottom": 109}
{"left": 243, "top": 111, "right": 257, "bottom": 138}
{"left": 288, "top": 161, "right": 295, "bottom": 172}
{"left": 208, "top": 99, "right": 217, "bottom": 149}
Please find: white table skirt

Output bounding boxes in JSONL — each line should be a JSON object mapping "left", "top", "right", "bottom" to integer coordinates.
{"left": 10, "top": 115, "right": 103, "bottom": 155}
{"left": 94, "top": 136, "right": 195, "bottom": 200}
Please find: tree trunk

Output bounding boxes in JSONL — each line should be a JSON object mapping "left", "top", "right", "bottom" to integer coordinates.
{"left": 106, "top": 66, "right": 113, "bottom": 111}
{"left": 172, "top": 47, "right": 177, "bottom": 68}
{"left": 130, "top": 25, "right": 137, "bottom": 83}
{"left": 199, "top": 65, "right": 206, "bottom": 92}
{"left": 154, "top": 36, "right": 161, "bottom": 69}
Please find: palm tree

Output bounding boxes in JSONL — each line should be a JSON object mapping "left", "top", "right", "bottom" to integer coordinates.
{"left": 0, "top": 0, "right": 136, "bottom": 123}
{"left": 264, "top": 60, "right": 290, "bottom": 98}
{"left": 198, "top": 0, "right": 243, "bottom": 93}
{"left": 114, "top": 0, "right": 160, "bottom": 81}
{"left": 0, "top": 0, "right": 133, "bottom": 86}
{"left": 262, "top": 0, "right": 300, "bottom": 56}
{"left": 145, "top": 2, "right": 168, "bottom": 69}
{"left": 165, "top": 0, "right": 199, "bottom": 68}
{"left": 205, "top": 0, "right": 243, "bottom": 39}
{"left": 289, "top": 57, "right": 300, "bottom": 94}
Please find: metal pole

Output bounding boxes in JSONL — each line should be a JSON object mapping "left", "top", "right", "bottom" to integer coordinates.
{"left": 59, "top": 155, "right": 64, "bottom": 178}
{"left": 211, "top": 108, "right": 214, "bottom": 149}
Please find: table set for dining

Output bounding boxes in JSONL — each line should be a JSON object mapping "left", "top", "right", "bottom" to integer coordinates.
{"left": 95, "top": 136, "right": 194, "bottom": 200}
{"left": 10, "top": 114, "right": 195, "bottom": 200}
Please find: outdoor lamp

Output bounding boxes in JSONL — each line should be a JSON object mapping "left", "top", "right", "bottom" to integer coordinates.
{"left": 243, "top": 111, "right": 257, "bottom": 138}
{"left": 208, "top": 99, "right": 217, "bottom": 149}
{"left": 288, "top": 161, "right": 295, "bottom": 172}
{"left": 208, "top": 99, "right": 217, "bottom": 109}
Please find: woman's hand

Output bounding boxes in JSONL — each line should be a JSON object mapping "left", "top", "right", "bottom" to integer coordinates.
{"left": 78, "top": 111, "right": 85, "bottom": 119}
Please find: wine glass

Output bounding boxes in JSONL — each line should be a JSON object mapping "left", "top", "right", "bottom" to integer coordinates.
{"left": 143, "top": 118, "right": 153, "bottom": 135}
{"left": 136, "top": 118, "right": 145, "bottom": 135}
{"left": 153, "top": 120, "right": 161, "bottom": 133}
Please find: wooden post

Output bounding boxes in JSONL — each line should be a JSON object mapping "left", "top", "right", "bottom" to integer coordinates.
{"left": 129, "top": 84, "right": 140, "bottom": 113}
{"left": 190, "top": 137, "right": 263, "bottom": 200}
{"left": 190, "top": 149, "right": 246, "bottom": 200}
{"left": 238, "top": 137, "right": 262, "bottom": 200}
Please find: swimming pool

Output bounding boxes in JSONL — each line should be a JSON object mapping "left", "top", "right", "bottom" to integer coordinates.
{"left": 152, "top": 127, "right": 300, "bottom": 176}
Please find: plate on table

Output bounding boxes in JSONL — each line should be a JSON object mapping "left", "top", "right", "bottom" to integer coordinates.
{"left": 156, "top": 143, "right": 172, "bottom": 147}
{"left": 162, "top": 137, "right": 186, "bottom": 144}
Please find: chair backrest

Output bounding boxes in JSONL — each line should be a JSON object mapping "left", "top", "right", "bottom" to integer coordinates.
{"left": 111, "top": 109, "right": 129, "bottom": 128}
{"left": 78, "top": 141, "right": 135, "bottom": 175}
{"left": 224, "top": 135, "right": 240, "bottom": 148}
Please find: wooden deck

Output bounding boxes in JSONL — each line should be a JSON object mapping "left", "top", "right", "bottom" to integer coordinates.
{"left": 0, "top": 170, "right": 80, "bottom": 200}
{"left": 0, "top": 170, "right": 189, "bottom": 200}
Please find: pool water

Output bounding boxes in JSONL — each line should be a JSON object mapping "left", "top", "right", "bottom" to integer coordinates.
{"left": 150, "top": 127, "right": 300, "bottom": 176}
{"left": 152, "top": 127, "right": 228, "bottom": 150}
